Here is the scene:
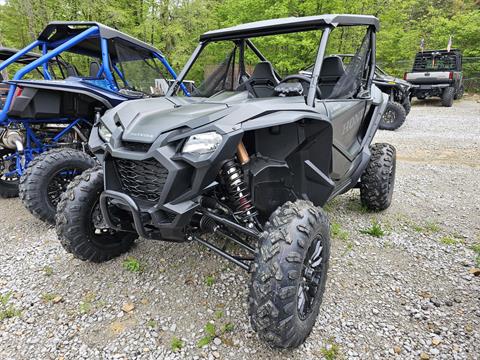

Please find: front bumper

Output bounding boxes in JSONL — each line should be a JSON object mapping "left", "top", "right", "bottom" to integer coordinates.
{"left": 97, "top": 126, "right": 243, "bottom": 241}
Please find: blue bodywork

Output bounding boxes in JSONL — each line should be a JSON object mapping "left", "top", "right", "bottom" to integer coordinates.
{"left": 0, "top": 22, "right": 187, "bottom": 178}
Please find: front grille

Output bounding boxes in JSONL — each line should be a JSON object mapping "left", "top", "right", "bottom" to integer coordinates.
{"left": 114, "top": 158, "right": 168, "bottom": 203}
{"left": 122, "top": 141, "right": 151, "bottom": 152}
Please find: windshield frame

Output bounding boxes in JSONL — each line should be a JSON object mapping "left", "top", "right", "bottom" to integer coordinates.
{"left": 167, "top": 24, "right": 377, "bottom": 106}
{"left": 167, "top": 29, "right": 329, "bottom": 105}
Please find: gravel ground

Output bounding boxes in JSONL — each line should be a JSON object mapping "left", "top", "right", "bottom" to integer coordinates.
{"left": 0, "top": 98, "right": 479, "bottom": 360}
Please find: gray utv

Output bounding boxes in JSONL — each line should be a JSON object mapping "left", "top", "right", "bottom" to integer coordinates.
{"left": 56, "top": 15, "right": 396, "bottom": 349}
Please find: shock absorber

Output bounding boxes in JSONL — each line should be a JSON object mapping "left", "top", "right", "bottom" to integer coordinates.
{"left": 221, "top": 147, "right": 257, "bottom": 226}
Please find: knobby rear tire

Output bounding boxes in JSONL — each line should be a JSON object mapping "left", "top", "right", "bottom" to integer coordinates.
{"left": 360, "top": 143, "right": 396, "bottom": 211}
{"left": 441, "top": 87, "right": 455, "bottom": 107}
{"left": 379, "top": 101, "right": 407, "bottom": 131}
{"left": 19, "top": 148, "right": 96, "bottom": 224}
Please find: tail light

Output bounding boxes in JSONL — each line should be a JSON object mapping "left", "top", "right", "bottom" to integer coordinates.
{"left": 403, "top": 72, "right": 408, "bottom": 80}
{"left": 449, "top": 71, "right": 453, "bottom": 80}
{"left": 9, "top": 86, "right": 23, "bottom": 110}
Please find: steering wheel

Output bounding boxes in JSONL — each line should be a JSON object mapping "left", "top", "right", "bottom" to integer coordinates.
{"left": 278, "top": 74, "right": 322, "bottom": 98}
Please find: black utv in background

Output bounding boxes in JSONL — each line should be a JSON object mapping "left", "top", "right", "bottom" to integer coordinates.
{"left": 405, "top": 49, "right": 463, "bottom": 107}
{"left": 304, "top": 56, "right": 412, "bottom": 131}
{"left": 55, "top": 15, "right": 396, "bottom": 349}
{"left": 374, "top": 65, "right": 413, "bottom": 130}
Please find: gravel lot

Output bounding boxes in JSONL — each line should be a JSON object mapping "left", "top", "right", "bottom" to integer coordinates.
{"left": 0, "top": 98, "right": 479, "bottom": 360}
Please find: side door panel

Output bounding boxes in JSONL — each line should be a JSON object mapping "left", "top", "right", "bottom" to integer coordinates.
{"left": 321, "top": 99, "right": 368, "bottom": 181}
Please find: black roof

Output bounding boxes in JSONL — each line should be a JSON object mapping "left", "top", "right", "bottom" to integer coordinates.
{"left": 37, "top": 21, "right": 163, "bottom": 58}
{"left": 200, "top": 14, "right": 379, "bottom": 41}
{"left": 0, "top": 47, "right": 42, "bottom": 63}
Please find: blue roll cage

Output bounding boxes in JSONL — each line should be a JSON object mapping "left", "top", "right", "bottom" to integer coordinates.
{"left": 0, "top": 24, "right": 188, "bottom": 177}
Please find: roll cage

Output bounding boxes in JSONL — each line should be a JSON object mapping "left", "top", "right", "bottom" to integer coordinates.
{"left": 0, "top": 22, "right": 187, "bottom": 180}
{"left": 0, "top": 21, "right": 187, "bottom": 124}
{"left": 167, "top": 14, "right": 378, "bottom": 106}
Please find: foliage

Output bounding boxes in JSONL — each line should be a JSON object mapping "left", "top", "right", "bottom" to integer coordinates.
{"left": 170, "top": 337, "right": 184, "bottom": 352}
{"left": 123, "top": 257, "right": 142, "bottom": 273}
{"left": 0, "top": 292, "right": 21, "bottom": 321}
{"left": 197, "top": 322, "right": 216, "bottom": 347}
{"left": 222, "top": 322, "right": 234, "bottom": 332}
{"left": 331, "top": 222, "right": 349, "bottom": 241}
{"left": 0, "top": 0, "right": 478, "bottom": 84}
{"left": 472, "top": 243, "right": 480, "bottom": 267}
{"left": 205, "top": 274, "right": 215, "bottom": 286}
{"left": 361, "top": 220, "right": 386, "bottom": 238}
{"left": 42, "top": 265, "right": 53, "bottom": 276}
{"left": 321, "top": 338, "right": 341, "bottom": 360}
{"left": 204, "top": 322, "right": 216, "bottom": 337}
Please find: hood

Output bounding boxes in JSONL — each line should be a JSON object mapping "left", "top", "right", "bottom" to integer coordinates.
{"left": 102, "top": 97, "right": 231, "bottom": 143}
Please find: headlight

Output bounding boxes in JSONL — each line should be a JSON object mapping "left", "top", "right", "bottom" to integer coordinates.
{"left": 182, "top": 132, "right": 222, "bottom": 155}
{"left": 98, "top": 123, "right": 112, "bottom": 142}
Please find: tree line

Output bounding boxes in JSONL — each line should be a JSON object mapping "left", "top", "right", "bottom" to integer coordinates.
{"left": 0, "top": 0, "right": 478, "bottom": 79}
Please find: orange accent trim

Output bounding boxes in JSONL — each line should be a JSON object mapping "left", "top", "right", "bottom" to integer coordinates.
{"left": 237, "top": 141, "right": 250, "bottom": 165}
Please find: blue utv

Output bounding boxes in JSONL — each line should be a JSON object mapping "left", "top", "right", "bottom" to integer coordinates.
{"left": 0, "top": 22, "right": 186, "bottom": 224}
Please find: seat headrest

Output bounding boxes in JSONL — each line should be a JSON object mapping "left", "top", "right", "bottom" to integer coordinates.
{"left": 89, "top": 61, "right": 101, "bottom": 78}
{"left": 251, "top": 61, "right": 279, "bottom": 83}
{"left": 320, "top": 56, "right": 345, "bottom": 78}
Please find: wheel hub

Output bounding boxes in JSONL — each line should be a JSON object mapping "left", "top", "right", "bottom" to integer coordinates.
{"left": 46, "top": 169, "right": 80, "bottom": 207}
{"left": 297, "top": 237, "right": 325, "bottom": 320}
{"left": 383, "top": 109, "right": 396, "bottom": 124}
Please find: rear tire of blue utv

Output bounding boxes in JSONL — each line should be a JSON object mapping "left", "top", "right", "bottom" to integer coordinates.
{"left": 19, "top": 148, "right": 96, "bottom": 225}
{"left": 441, "top": 87, "right": 455, "bottom": 107}
{"left": 56, "top": 166, "right": 137, "bottom": 263}
{"left": 249, "top": 200, "right": 330, "bottom": 348}
{"left": 360, "top": 143, "right": 396, "bottom": 211}
{"left": 0, "top": 149, "right": 19, "bottom": 198}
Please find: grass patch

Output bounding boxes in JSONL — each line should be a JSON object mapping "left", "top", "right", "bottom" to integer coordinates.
{"left": 471, "top": 243, "right": 480, "bottom": 266}
{"left": 0, "top": 292, "right": 21, "bottom": 321}
{"left": 197, "top": 322, "right": 216, "bottom": 347}
{"left": 440, "top": 236, "right": 459, "bottom": 246}
{"left": 406, "top": 219, "right": 441, "bottom": 234}
{"left": 222, "top": 322, "right": 234, "bottom": 333}
{"left": 205, "top": 275, "right": 215, "bottom": 286}
{"left": 360, "top": 220, "right": 386, "bottom": 238}
{"left": 346, "top": 200, "right": 369, "bottom": 214}
{"left": 171, "top": 337, "right": 184, "bottom": 352}
{"left": 214, "top": 310, "right": 223, "bottom": 319}
{"left": 41, "top": 293, "right": 56, "bottom": 302}
{"left": 123, "top": 257, "right": 142, "bottom": 273}
{"left": 79, "top": 292, "right": 96, "bottom": 314}
{"left": 331, "top": 222, "right": 349, "bottom": 241}
{"left": 412, "top": 223, "right": 425, "bottom": 233}
{"left": 197, "top": 335, "right": 213, "bottom": 347}
{"left": 321, "top": 338, "right": 341, "bottom": 360}
{"left": 425, "top": 222, "right": 441, "bottom": 233}
{"left": 43, "top": 266, "right": 53, "bottom": 276}
{"left": 147, "top": 319, "right": 157, "bottom": 328}
{"left": 205, "top": 322, "right": 216, "bottom": 337}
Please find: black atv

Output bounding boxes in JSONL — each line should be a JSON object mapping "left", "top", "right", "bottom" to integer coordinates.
{"left": 405, "top": 49, "right": 463, "bottom": 107}
{"left": 56, "top": 15, "right": 396, "bottom": 349}
{"left": 303, "top": 55, "right": 412, "bottom": 130}
{"left": 374, "top": 65, "right": 413, "bottom": 130}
